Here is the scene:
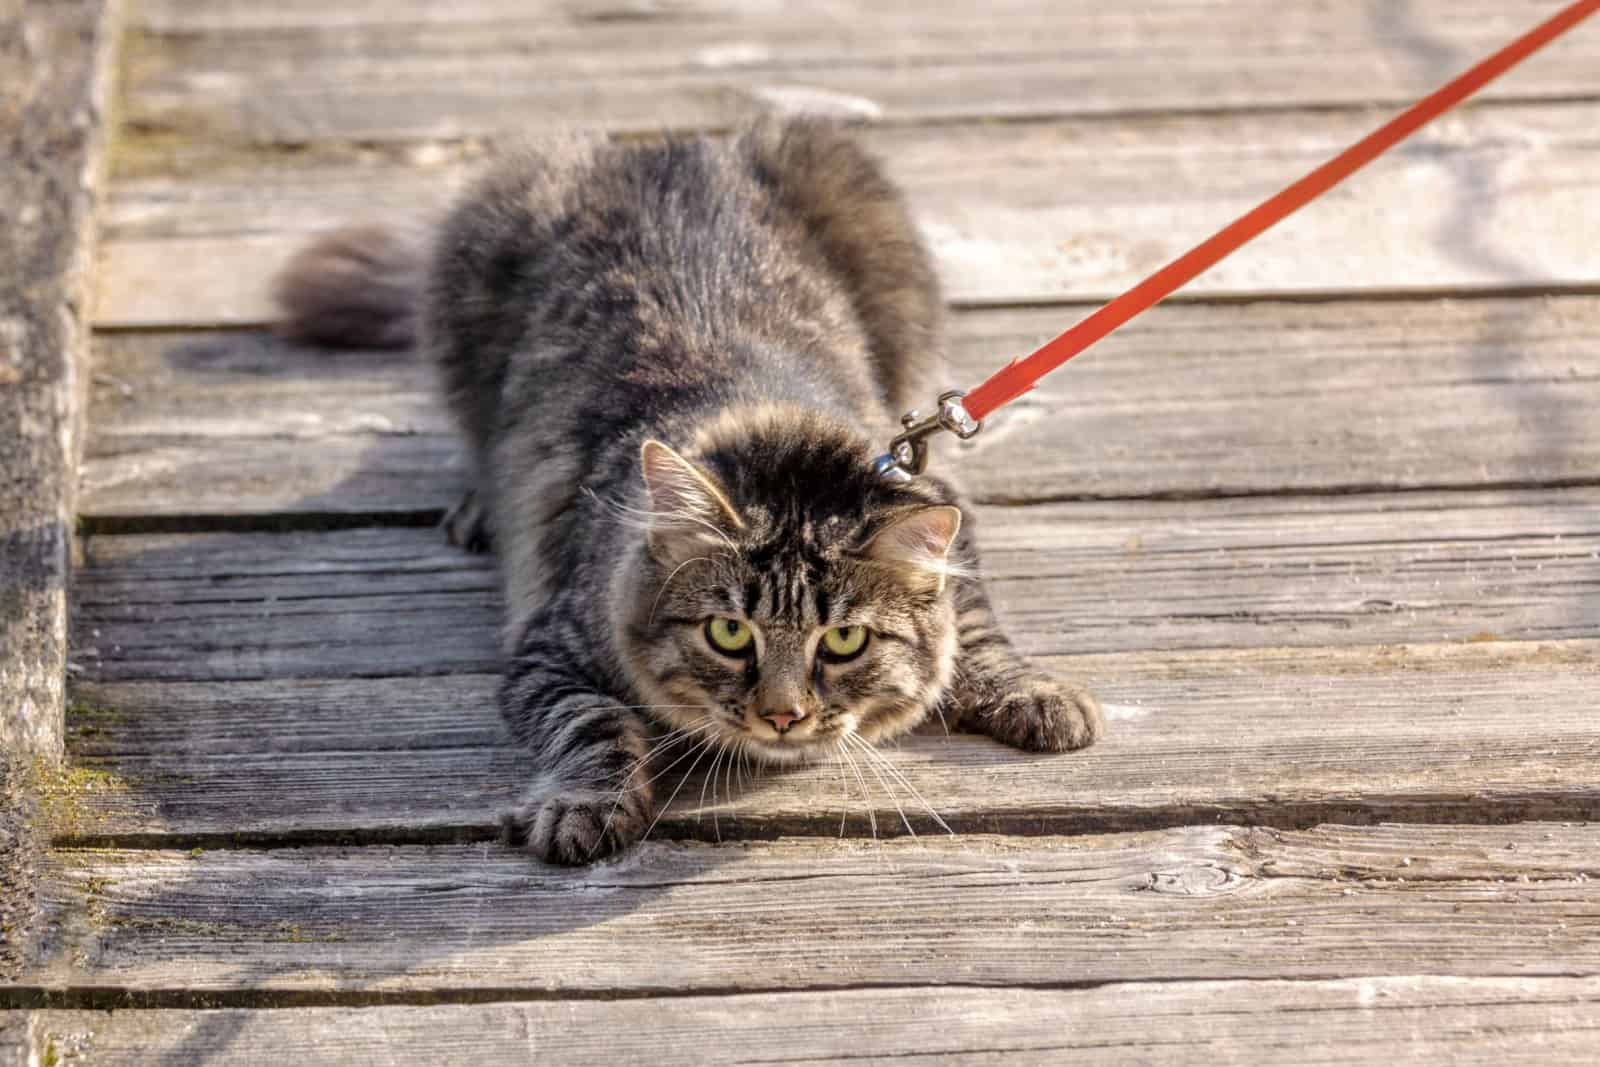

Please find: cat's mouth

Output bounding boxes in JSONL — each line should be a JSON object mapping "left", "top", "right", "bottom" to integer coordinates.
{"left": 744, "top": 736, "right": 831, "bottom": 766}
{"left": 738, "top": 718, "right": 855, "bottom": 766}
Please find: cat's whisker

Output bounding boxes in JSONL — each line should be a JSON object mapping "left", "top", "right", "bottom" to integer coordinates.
{"left": 737, "top": 743, "right": 752, "bottom": 792}
{"left": 640, "top": 734, "right": 719, "bottom": 846}
{"left": 832, "top": 740, "right": 850, "bottom": 839}
{"left": 849, "top": 733, "right": 954, "bottom": 836}
{"left": 629, "top": 721, "right": 722, "bottom": 794}
{"left": 644, "top": 717, "right": 715, "bottom": 751}
{"left": 642, "top": 714, "right": 713, "bottom": 743}
{"left": 838, "top": 742, "right": 877, "bottom": 841}
{"left": 700, "top": 745, "right": 725, "bottom": 842}
{"left": 542, "top": 703, "right": 719, "bottom": 719}
{"left": 723, "top": 740, "right": 744, "bottom": 822}
{"left": 848, "top": 734, "right": 915, "bottom": 839}
{"left": 598, "top": 719, "right": 720, "bottom": 843}
{"left": 607, "top": 717, "right": 711, "bottom": 802}
{"left": 599, "top": 712, "right": 726, "bottom": 847}
{"left": 630, "top": 716, "right": 712, "bottom": 767}
{"left": 643, "top": 714, "right": 718, "bottom": 750}
{"left": 720, "top": 742, "right": 733, "bottom": 805}
{"left": 717, "top": 742, "right": 735, "bottom": 838}
{"left": 848, "top": 733, "right": 954, "bottom": 837}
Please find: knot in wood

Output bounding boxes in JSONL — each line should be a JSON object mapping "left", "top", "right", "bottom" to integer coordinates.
{"left": 1144, "top": 864, "right": 1238, "bottom": 896}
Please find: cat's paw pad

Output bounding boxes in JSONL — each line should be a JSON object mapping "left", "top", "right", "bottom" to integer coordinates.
{"left": 501, "top": 789, "right": 646, "bottom": 866}
{"left": 443, "top": 489, "right": 492, "bottom": 554}
{"left": 975, "top": 679, "right": 1104, "bottom": 753}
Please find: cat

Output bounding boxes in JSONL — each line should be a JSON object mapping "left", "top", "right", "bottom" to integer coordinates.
{"left": 274, "top": 117, "right": 1103, "bottom": 865}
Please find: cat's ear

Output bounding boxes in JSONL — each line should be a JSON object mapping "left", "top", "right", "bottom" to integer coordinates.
{"left": 863, "top": 505, "right": 963, "bottom": 593}
{"left": 639, "top": 440, "right": 744, "bottom": 560}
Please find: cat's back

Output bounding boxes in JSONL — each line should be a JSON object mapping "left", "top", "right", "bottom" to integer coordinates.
{"left": 426, "top": 121, "right": 941, "bottom": 449}
{"left": 274, "top": 120, "right": 941, "bottom": 428}
{"left": 429, "top": 129, "right": 866, "bottom": 397}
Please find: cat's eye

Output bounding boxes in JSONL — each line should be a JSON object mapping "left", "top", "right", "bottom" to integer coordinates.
{"left": 820, "top": 625, "right": 869, "bottom": 661}
{"left": 705, "top": 617, "right": 754, "bottom": 656}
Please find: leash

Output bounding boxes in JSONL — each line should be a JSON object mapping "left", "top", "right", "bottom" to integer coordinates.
{"left": 875, "top": 0, "right": 1600, "bottom": 480}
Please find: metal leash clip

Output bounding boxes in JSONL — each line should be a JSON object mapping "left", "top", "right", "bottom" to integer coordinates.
{"left": 872, "top": 390, "right": 982, "bottom": 481}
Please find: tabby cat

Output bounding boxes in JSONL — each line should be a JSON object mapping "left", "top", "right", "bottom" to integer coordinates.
{"left": 275, "top": 117, "right": 1102, "bottom": 865}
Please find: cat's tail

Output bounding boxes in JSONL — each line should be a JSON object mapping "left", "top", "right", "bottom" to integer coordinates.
{"left": 272, "top": 225, "right": 425, "bottom": 349}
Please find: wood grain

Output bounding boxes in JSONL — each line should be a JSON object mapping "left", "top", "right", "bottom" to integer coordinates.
{"left": 79, "top": 297, "right": 1600, "bottom": 518}
{"left": 0, "top": 0, "right": 119, "bottom": 760}
{"left": 56, "top": 640, "right": 1600, "bottom": 843}
{"left": 24, "top": 977, "right": 1600, "bottom": 1065}
{"left": 18, "top": 825, "right": 1600, "bottom": 1000}
{"left": 116, "top": 0, "right": 1600, "bottom": 149}
{"left": 0, "top": 0, "right": 120, "bottom": 982}
{"left": 94, "top": 101, "right": 1600, "bottom": 327}
{"left": 0, "top": 1014, "right": 35, "bottom": 1067}
{"left": 71, "top": 487, "right": 1600, "bottom": 681}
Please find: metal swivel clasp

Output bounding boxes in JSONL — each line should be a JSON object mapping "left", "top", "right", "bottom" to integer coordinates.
{"left": 872, "top": 390, "right": 982, "bottom": 481}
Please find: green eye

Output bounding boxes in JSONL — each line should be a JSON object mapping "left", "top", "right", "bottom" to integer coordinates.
{"left": 706, "top": 617, "right": 754, "bottom": 655}
{"left": 820, "top": 625, "right": 868, "bottom": 660}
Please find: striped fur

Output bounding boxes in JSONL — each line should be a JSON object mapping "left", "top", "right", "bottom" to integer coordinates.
{"left": 275, "top": 118, "right": 1102, "bottom": 865}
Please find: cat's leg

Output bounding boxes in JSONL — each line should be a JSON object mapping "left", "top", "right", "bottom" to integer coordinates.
{"left": 442, "top": 487, "right": 492, "bottom": 554}
{"left": 443, "top": 445, "right": 495, "bottom": 554}
{"left": 498, "top": 627, "right": 658, "bottom": 865}
{"left": 942, "top": 561, "right": 1104, "bottom": 754}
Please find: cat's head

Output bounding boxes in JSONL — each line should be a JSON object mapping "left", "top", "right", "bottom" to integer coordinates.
{"left": 615, "top": 410, "right": 964, "bottom": 765}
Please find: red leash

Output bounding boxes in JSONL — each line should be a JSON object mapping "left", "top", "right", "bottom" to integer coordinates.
{"left": 878, "top": 0, "right": 1600, "bottom": 478}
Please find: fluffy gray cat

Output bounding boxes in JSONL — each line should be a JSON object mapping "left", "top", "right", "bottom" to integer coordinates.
{"left": 275, "top": 117, "right": 1103, "bottom": 865}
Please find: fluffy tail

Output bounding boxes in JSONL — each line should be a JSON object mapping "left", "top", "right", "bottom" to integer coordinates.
{"left": 272, "top": 225, "right": 424, "bottom": 348}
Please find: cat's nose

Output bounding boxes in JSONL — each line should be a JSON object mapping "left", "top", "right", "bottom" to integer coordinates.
{"left": 761, "top": 708, "right": 806, "bottom": 733}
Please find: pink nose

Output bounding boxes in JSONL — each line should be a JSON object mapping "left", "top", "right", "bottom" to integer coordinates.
{"left": 761, "top": 708, "right": 806, "bottom": 733}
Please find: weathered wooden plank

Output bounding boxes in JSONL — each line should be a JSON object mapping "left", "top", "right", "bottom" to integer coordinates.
{"left": 70, "top": 488, "right": 1600, "bottom": 682}
{"left": 19, "top": 825, "right": 1600, "bottom": 999}
{"left": 0, "top": 0, "right": 121, "bottom": 986}
{"left": 74, "top": 526, "right": 500, "bottom": 681}
{"left": 79, "top": 296, "right": 1600, "bottom": 518}
{"left": 93, "top": 101, "right": 1600, "bottom": 326}
{"left": 83, "top": 434, "right": 463, "bottom": 525}
{"left": 55, "top": 641, "right": 1600, "bottom": 843}
{"left": 0, "top": 763, "right": 42, "bottom": 982}
{"left": 26, "top": 977, "right": 1600, "bottom": 1065}
{"left": 0, "top": 1014, "right": 35, "bottom": 1067}
{"left": 0, "top": 0, "right": 120, "bottom": 759}
{"left": 116, "top": 0, "right": 1600, "bottom": 154}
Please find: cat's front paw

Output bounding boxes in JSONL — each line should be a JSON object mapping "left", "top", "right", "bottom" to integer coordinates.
{"left": 970, "top": 678, "right": 1104, "bottom": 753}
{"left": 501, "top": 787, "right": 649, "bottom": 866}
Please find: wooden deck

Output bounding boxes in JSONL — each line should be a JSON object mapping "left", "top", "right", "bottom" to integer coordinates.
{"left": 5, "top": 0, "right": 1600, "bottom": 1061}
